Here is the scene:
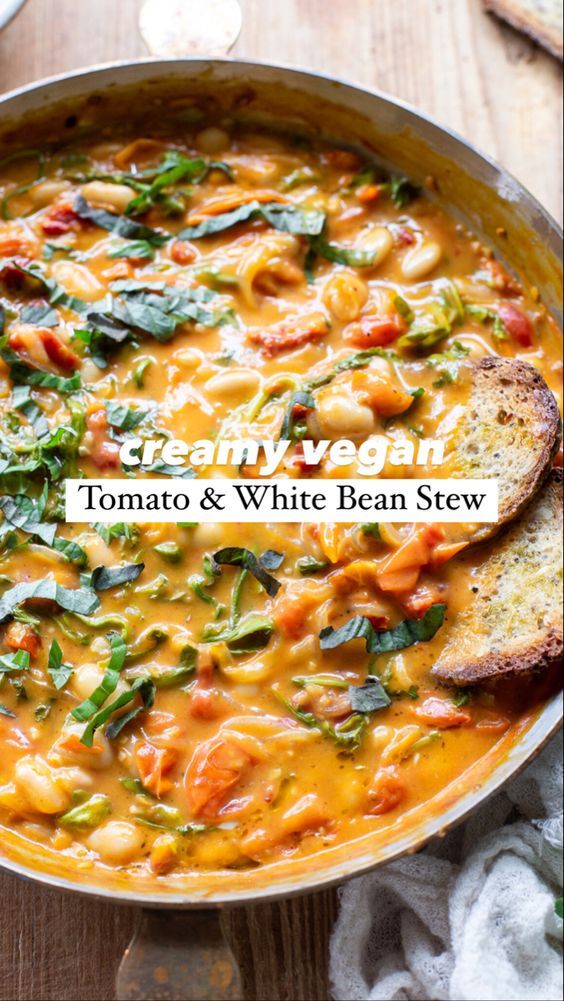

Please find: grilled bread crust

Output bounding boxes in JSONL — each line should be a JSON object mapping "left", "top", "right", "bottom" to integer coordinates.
{"left": 483, "top": 0, "right": 563, "bottom": 60}
{"left": 451, "top": 356, "right": 561, "bottom": 543}
{"left": 433, "top": 469, "right": 563, "bottom": 685}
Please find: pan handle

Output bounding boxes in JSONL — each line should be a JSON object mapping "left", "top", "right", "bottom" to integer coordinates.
{"left": 116, "top": 909, "right": 243, "bottom": 1001}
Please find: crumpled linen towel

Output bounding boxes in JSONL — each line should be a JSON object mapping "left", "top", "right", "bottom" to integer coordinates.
{"left": 330, "top": 731, "right": 563, "bottom": 1001}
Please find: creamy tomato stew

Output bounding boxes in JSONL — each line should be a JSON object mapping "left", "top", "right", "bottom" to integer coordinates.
{"left": 0, "top": 124, "right": 561, "bottom": 881}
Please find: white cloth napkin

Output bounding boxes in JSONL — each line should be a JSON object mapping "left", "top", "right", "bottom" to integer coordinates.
{"left": 330, "top": 732, "right": 563, "bottom": 1001}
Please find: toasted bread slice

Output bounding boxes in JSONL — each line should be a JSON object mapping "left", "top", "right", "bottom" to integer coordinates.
{"left": 449, "top": 356, "right": 561, "bottom": 543}
{"left": 483, "top": 0, "right": 563, "bottom": 60}
{"left": 433, "top": 469, "right": 563, "bottom": 685}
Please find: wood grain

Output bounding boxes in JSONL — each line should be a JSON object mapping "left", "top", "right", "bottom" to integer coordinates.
{"left": 0, "top": 2, "right": 561, "bottom": 999}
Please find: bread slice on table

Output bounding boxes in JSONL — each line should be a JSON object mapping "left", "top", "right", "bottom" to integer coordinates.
{"left": 483, "top": 0, "right": 563, "bottom": 60}
{"left": 433, "top": 469, "right": 563, "bottom": 685}
{"left": 449, "top": 356, "right": 561, "bottom": 543}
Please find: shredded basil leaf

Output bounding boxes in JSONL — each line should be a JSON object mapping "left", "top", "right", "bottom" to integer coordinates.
{"left": 308, "top": 234, "right": 377, "bottom": 268}
{"left": 296, "top": 555, "right": 329, "bottom": 575}
{"left": 279, "top": 390, "right": 315, "bottom": 442}
{"left": 71, "top": 632, "right": 127, "bottom": 723}
{"left": 0, "top": 579, "right": 99, "bottom": 624}
{"left": 74, "top": 195, "right": 168, "bottom": 246}
{"left": 320, "top": 604, "right": 446, "bottom": 654}
{"left": 103, "top": 678, "right": 155, "bottom": 741}
{"left": 0, "top": 649, "right": 30, "bottom": 674}
{"left": 212, "top": 547, "right": 282, "bottom": 597}
{"left": 20, "top": 302, "right": 59, "bottom": 327}
{"left": 47, "top": 638, "right": 73, "bottom": 690}
{"left": 203, "top": 612, "right": 274, "bottom": 654}
{"left": 387, "top": 176, "right": 420, "bottom": 207}
{"left": 349, "top": 678, "right": 391, "bottom": 712}
{"left": 108, "top": 240, "right": 156, "bottom": 261}
{"left": 90, "top": 563, "right": 145, "bottom": 591}
{"left": 105, "top": 401, "right": 147, "bottom": 431}
{"left": 179, "top": 200, "right": 325, "bottom": 240}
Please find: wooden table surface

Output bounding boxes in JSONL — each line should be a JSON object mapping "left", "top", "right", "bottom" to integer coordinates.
{"left": 0, "top": 2, "right": 561, "bottom": 999}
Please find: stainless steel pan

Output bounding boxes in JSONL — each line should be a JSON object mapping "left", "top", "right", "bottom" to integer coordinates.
{"left": 0, "top": 59, "right": 562, "bottom": 1000}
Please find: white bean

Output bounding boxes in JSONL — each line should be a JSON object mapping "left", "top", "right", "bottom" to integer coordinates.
{"left": 322, "top": 271, "right": 369, "bottom": 323}
{"left": 87, "top": 820, "right": 145, "bottom": 865}
{"left": 358, "top": 226, "right": 393, "bottom": 268}
{"left": 51, "top": 261, "right": 102, "bottom": 302}
{"left": 401, "top": 240, "right": 442, "bottom": 281}
{"left": 205, "top": 368, "right": 261, "bottom": 401}
{"left": 14, "top": 756, "right": 69, "bottom": 814}
{"left": 28, "top": 180, "right": 69, "bottom": 208}
{"left": 81, "top": 180, "right": 136, "bottom": 213}
{"left": 172, "top": 347, "right": 202, "bottom": 369}
{"left": 195, "top": 127, "right": 230, "bottom": 155}
{"left": 191, "top": 522, "right": 226, "bottom": 548}
{"left": 317, "top": 392, "right": 375, "bottom": 436}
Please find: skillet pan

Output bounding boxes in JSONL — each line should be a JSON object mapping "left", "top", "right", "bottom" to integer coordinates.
{"left": 0, "top": 58, "right": 562, "bottom": 1000}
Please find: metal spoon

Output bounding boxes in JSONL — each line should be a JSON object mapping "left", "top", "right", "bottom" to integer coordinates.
{"left": 139, "top": 0, "right": 242, "bottom": 57}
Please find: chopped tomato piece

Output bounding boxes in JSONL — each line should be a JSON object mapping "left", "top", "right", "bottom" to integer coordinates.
{"left": 39, "top": 329, "right": 81, "bottom": 371}
{"left": 376, "top": 524, "right": 446, "bottom": 596}
{"left": 90, "top": 441, "right": 121, "bottom": 470}
{"left": 394, "top": 227, "right": 416, "bottom": 247}
{"left": 414, "top": 697, "right": 471, "bottom": 728}
{"left": 57, "top": 732, "right": 103, "bottom": 756}
{"left": 186, "top": 734, "right": 260, "bottom": 820}
{"left": 186, "top": 189, "right": 287, "bottom": 225}
{"left": 366, "top": 766, "right": 405, "bottom": 815}
{"left": 385, "top": 524, "right": 446, "bottom": 571}
{"left": 114, "top": 139, "right": 167, "bottom": 170}
{"left": 321, "top": 150, "right": 363, "bottom": 171}
{"left": 274, "top": 579, "right": 331, "bottom": 639}
{"left": 400, "top": 583, "right": 445, "bottom": 618}
{"left": 553, "top": 448, "right": 563, "bottom": 468}
{"left": 248, "top": 312, "right": 329, "bottom": 356}
{"left": 170, "top": 240, "right": 197, "bottom": 265}
{"left": 351, "top": 369, "right": 414, "bottom": 417}
{"left": 0, "top": 254, "right": 34, "bottom": 288}
{"left": 86, "top": 407, "right": 121, "bottom": 470}
{"left": 143, "top": 711, "right": 183, "bottom": 743}
{"left": 344, "top": 314, "right": 404, "bottom": 349}
{"left": 189, "top": 687, "right": 222, "bottom": 721}
{"left": 136, "top": 743, "right": 178, "bottom": 797}
{"left": 498, "top": 303, "right": 534, "bottom": 347}
{"left": 195, "top": 648, "right": 216, "bottom": 686}
{"left": 428, "top": 540, "right": 469, "bottom": 570}
{"left": 0, "top": 236, "right": 36, "bottom": 258}
{"left": 4, "top": 622, "right": 41, "bottom": 659}
{"left": 356, "top": 183, "right": 382, "bottom": 204}
{"left": 41, "top": 203, "right": 83, "bottom": 237}
{"left": 366, "top": 613, "right": 391, "bottom": 630}
{"left": 376, "top": 567, "right": 420, "bottom": 594}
